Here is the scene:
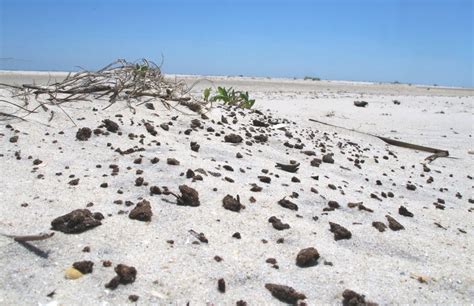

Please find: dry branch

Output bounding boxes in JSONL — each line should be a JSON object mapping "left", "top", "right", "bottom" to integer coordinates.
{"left": 0, "top": 232, "right": 54, "bottom": 242}
{"left": 309, "top": 118, "right": 452, "bottom": 163}
{"left": 0, "top": 59, "right": 208, "bottom": 124}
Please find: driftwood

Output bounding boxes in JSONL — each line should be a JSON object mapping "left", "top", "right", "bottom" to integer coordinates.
{"left": 0, "top": 232, "right": 54, "bottom": 258}
{"left": 0, "top": 59, "right": 208, "bottom": 124}
{"left": 1, "top": 232, "right": 54, "bottom": 242}
{"left": 309, "top": 118, "right": 451, "bottom": 163}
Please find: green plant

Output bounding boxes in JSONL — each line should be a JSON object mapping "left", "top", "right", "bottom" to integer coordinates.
{"left": 237, "top": 91, "right": 255, "bottom": 109}
{"left": 133, "top": 63, "right": 149, "bottom": 77}
{"left": 203, "top": 87, "right": 212, "bottom": 102}
{"left": 203, "top": 86, "right": 255, "bottom": 109}
{"left": 214, "top": 86, "right": 234, "bottom": 103}
{"left": 135, "top": 63, "right": 148, "bottom": 72}
{"left": 304, "top": 76, "right": 321, "bottom": 81}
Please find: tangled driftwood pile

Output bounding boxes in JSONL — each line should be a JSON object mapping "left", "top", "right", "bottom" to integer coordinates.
{"left": 0, "top": 59, "right": 207, "bottom": 124}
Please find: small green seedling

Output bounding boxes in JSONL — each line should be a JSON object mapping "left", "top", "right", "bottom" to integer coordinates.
{"left": 134, "top": 64, "right": 149, "bottom": 77}
{"left": 203, "top": 86, "right": 255, "bottom": 109}
{"left": 238, "top": 91, "right": 255, "bottom": 109}
{"left": 203, "top": 87, "right": 212, "bottom": 102}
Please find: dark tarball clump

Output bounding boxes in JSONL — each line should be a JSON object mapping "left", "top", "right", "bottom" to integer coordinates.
{"left": 51, "top": 209, "right": 102, "bottom": 234}
{"left": 329, "top": 222, "right": 352, "bottom": 240}
{"left": 296, "top": 247, "right": 320, "bottom": 267}
{"left": 105, "top": 264, "right": 137, "bottom": 290}
{"left": 177, "top": 185, "right": 200, "bottom": 207}
{"left": 224, "top": 133, "right": 243, "bottom": 143}
{"left": 129, "top": 199, "right": 153, "bottom": 221}
{"left": 72, "top": 261, "right": 94, "bottom": 274}
{"left": 265, "top": 283, "right": 306, "bottom": 304}
{"left": 222, "top": 194, "right": 245, "bottom": 212}
{"left": 102, "top": 119, "right": 119, "bottom": 133}
{"left": 76, "top": 127, "right": 92, "bottom": 141}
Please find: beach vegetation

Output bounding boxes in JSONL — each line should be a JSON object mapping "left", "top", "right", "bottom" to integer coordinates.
{"left": 304, "top": 76, "right": 321, "bottom": 81}
{"left": 203, "top": 86, "right": 256, "bottom": 109}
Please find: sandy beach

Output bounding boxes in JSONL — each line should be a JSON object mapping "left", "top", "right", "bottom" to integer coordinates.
{"left": 0, "top": 71, "right": 473, "bottom": 305}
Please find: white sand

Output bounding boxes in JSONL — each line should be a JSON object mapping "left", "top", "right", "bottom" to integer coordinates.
{"left": 0, "top": 71, "right": 473, "bottom": 305}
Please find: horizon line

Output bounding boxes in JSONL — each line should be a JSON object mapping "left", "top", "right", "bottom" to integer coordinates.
{"left": 1, "top": 68, "right": 472, "bottom": 90}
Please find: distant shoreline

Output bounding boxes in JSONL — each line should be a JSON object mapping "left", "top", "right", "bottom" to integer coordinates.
{"left": 0, "top": 69, "right": 472, "bottom": 91}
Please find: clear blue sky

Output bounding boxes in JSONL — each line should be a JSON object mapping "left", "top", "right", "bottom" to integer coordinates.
{"left": 0, "top": 0, "right": 472, "bottom": 87}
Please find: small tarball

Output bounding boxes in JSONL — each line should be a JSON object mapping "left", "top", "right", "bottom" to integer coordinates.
{"left": 65, "top": 267, "right": 83, "bottom": 280}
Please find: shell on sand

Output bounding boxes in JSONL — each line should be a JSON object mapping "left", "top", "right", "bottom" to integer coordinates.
{"left": 65, "top": 267, "right": 83, "bottom": 280}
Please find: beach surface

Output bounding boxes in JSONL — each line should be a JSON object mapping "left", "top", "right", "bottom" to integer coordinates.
{"left": 0, "top": 71, "right": 473, "bottom": 305}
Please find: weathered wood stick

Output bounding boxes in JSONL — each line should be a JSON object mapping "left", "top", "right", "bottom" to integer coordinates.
{"left": 1, "top": 232, "right": 55, "bottom": 242}
{"left": 309, "top": 118, "right": 450, "bottom": 157}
